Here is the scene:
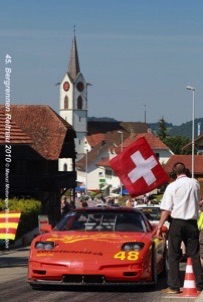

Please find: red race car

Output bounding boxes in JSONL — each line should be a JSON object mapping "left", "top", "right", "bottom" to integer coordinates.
{"left": 28, "top": 207, "right": 167, "bottom": 288}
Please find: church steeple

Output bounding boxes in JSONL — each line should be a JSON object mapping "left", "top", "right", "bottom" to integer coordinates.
{"left": 68, "top": 30, "right": 80, "bottom": 81}
{"left": 59, "top": 29, "right": 88, "bottom": 170}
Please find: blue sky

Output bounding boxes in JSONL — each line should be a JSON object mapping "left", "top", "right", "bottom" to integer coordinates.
{"left": 1, "top": 0, "right": 203, "bottom": 126}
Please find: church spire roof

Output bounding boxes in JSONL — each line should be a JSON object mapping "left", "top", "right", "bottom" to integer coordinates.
{"left": 68, "top": 29, "right": 80, "bottom": 81}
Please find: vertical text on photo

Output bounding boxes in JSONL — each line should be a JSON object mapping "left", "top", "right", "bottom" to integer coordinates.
{"left": 4, "top": 54, "right": 12, "bottom": 249}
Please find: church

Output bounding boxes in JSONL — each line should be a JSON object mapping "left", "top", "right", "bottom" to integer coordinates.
{"left": 59, "top": 31, "right": 89, "bottom": 171}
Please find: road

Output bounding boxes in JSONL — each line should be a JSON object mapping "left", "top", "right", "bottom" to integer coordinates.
{"left": 0, "top": 246, "right": 201, "bottom": 302}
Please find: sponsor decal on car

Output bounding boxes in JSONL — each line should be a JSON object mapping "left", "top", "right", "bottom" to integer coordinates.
{"left": 45, "top": 234, "right": 134, "bottom": 244}
{"left": 36, "top": 250, "right": 103, "bottom": 257}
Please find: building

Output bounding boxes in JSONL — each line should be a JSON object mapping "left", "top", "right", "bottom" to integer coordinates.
{"left": 95, "top": 131, "right": 173, "bottom": 195}
{"left": 0, "top": 105, "right": 76, "bottom": 224}
{"left": 76, "top": 130, "right": 173, "bottom": 194}
{"left": 59, "top": 31, "right": 90, "bottom": 171}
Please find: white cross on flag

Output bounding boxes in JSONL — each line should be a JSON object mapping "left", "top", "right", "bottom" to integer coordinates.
{"left": 109, "top": 137, "right": 169, "bottom": 197}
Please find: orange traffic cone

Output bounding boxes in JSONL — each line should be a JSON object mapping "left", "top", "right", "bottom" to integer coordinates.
{"left": 180, "top": 257, "right": 199, "bottom": 297}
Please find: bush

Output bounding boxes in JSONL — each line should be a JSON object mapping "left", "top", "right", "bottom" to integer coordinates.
{"left": 0, "top": 198, "right": 42, "bottom": 239}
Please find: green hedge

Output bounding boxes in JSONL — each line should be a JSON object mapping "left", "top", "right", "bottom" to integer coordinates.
{"left": 0, "top": 198, "right": 42, "bottom": 240}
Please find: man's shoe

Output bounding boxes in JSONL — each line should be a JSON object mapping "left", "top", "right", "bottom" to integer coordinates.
{"left": 163, "top": 287, "right": 180, "bottom": 294}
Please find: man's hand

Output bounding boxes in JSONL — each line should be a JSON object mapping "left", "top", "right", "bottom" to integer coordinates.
{"left": 154, "top": 227, "right": 163, "bottom": 239}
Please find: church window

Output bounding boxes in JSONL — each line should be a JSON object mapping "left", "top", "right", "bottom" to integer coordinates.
{"left": 64, "top": 96, "right": 69, "bottom": 109}
{"left": 77, "top": 96, "right": 83, "bottom": 109}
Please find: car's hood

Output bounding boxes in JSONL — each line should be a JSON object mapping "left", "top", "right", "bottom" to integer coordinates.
{"left": 41, "top": 231, "right": 150, "bottom": 244}
{"left": 31, "top": 231, "right": 152, "bottom": 265}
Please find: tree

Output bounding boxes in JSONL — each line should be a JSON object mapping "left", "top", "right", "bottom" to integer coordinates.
{"left": 157, "top": 117, "right": 168, "bottom": 140}
{"left": 163, "top": 136, "right": 190, "bottom": 155}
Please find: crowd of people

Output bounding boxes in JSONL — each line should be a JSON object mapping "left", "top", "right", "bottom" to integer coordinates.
{"left": 60, "top": 191, "right": 159, "bottom": 216}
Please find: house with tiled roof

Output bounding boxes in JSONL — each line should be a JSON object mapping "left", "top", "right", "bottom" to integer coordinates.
{"left": 76, "top": 130, "right": 173, "bottom": 194}
{"left": 76, "top": 123, "right": 149, "bottom": 191}
{"left": 0, "top": 105, "right": 76, "bottom": 224}
{"left": 109, "top": 132, "right": 173, "bottom": 163}
{"left": 98, "top": 131, "right": 173, "bottom": 195}
{"left": 183, "top": 133, "right": 203, "bottom": 155}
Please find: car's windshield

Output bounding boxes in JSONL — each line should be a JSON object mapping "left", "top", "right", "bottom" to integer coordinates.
{"left": 54, "top": 210, "right": 148, "bottom": 232}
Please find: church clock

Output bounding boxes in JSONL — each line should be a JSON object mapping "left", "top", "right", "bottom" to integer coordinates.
{"left": 63, "top": 81, "right": 70, "bottom": 91}
{"left": 76, "top": 81, "right": 84, "bottom": 92}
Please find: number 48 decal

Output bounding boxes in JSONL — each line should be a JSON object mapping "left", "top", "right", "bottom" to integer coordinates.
{"left": 113, "top": 251, "right": 139, "bottom": 261}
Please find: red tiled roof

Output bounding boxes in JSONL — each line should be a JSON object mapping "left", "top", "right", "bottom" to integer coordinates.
{"left": 0, "top": 107, "right": 32, "bottom": 144}
{"left": 128, "top": 132, "right": 169, "bottom": 149}
{"left": 0, "top": 105, "right": 76, "bottom": 160}
{"left": 87, "top": 133, "right": 106, "bottom": 147}
{"left": 163, "top": 154, "right": 203, "bottom": 175}
{"left": 76, "top": 141, "right": 112, "bottom": 171}
{"left": 87, "top": 129, "right": 143, "bottom": 149}
{"left": 96, "top": 157, "right": 110, "bottom": 167}
{"left": 109, "top": 132, "right": 170, "bottom": 154}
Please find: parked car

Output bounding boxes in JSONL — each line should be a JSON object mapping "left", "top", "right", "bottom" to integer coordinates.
{"left": 135, "top": 204, "right": 170, "bottom": 229}
{"left": 28, "top": 207, "right": 168, "bottom": 289}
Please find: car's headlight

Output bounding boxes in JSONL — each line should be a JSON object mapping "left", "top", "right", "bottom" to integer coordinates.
{"left": 122, "top": 242, "right": 144, "bottom": 251}
{"left": 35, "top": 241, "right": 55, "bottom": 250}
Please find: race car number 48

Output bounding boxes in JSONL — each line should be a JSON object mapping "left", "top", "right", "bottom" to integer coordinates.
{"left": 113, "top": 251, "right": 139, "bottom": 261}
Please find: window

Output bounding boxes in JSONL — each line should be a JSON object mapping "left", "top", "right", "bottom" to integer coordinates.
{"left": 105, "top": 169, "right": 112, "bottom": 179}
{"left": 64, "top": 96, "right": 69, "bottom": 109}
{"left": 63, "top": 163, "right": 67, "bottom": 171}
{"left": 77, "top": 96, "right": 83, "bottom": 109}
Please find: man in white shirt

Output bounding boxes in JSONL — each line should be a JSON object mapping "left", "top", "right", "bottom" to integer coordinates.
{"left": 156, "top": 162, "right": 203, "bottom": 294}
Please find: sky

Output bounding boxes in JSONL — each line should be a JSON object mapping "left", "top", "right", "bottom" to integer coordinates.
{"left": 1, "top": 0, "right": 203, "bottom": 126}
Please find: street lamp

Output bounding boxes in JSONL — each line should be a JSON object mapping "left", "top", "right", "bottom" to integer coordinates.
{"left": 117, "top": 131, "right": 124, "bottom": 195}
{"left": 186, "top": 85, "right": 195, "bottom": 178}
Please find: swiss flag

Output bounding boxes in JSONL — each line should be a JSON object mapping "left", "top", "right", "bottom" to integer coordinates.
{"left": 109, "top": 137, "right": 169, "bottom": 197}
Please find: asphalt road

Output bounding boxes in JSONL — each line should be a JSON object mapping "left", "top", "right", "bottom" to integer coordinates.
{"left": 0, "top": 246, "right": 202, "bottom": 302}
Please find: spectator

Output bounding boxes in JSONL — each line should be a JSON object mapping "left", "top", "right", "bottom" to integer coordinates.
{"left": 126, "top": 198, "right": 133, "bottom": 207}
{"left": 198, "top": 198, "right": 203, "bottom": 267}
{"left": 60, "top": 196, "right": 71, "bottom": 217}
{"left": 81, "top": 201, "right": 88, "bottom": 208}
